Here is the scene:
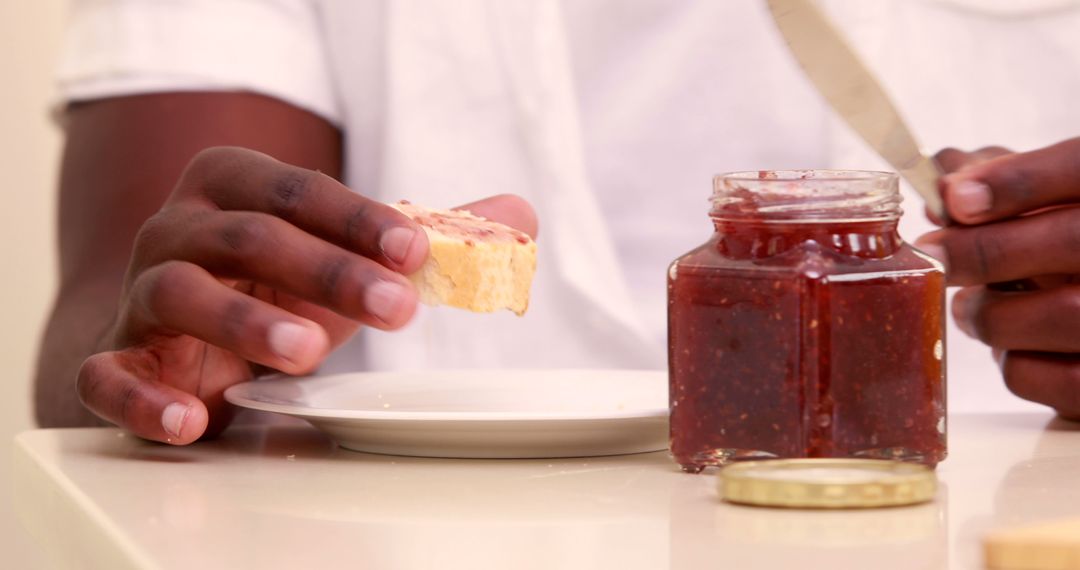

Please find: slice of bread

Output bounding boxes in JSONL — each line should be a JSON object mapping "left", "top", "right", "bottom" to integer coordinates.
{"left": 392, "top": 201, "right": 537, "bottom": 316}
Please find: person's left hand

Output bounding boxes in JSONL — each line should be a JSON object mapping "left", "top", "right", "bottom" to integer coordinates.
{"left": 914, "top": 138, "right": 1080, "bottom": 419}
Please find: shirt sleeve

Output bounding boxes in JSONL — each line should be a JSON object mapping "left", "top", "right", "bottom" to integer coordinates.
{"left": 56, "top": 0, "right": 341, "bottom": 124}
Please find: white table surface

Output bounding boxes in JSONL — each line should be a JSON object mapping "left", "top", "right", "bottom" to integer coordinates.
{"left": 13, "top": 413, "right": 1080, "bottom": 570}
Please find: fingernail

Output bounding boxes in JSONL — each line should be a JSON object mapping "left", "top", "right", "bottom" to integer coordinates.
{"left": 366, "top": 280, "right": 408, "bottom": 323}
{"left": 161, "top": 403, "right": 190, "bottom": 438}
{"left": 379, "top": 227, "right": 417, "bottom": 265}
{"left": 951, "top": 294, "right": 976, "bottom": 339}
{"left": 991, "top": 348, "right": 1006, "bottom": 370}
{"left": 949, "top": 180, "right": 993, "bottom": 219}
{"left": 268, "top": 321, "right": 317, "bottom": 364}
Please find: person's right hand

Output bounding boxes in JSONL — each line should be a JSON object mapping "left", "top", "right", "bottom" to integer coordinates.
{"left": 914, "top": 139, "right": 1080, "bottom": 418}
{"left": 77, "top": 146, "right": 536, "bottom": 444}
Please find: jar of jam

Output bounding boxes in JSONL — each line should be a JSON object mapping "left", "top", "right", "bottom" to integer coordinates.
{"left": 668, "top": 170, "right": 946, "bottom": 473}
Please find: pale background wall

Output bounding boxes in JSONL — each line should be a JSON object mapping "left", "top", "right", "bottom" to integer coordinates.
{"left": 1, "top": 1, "right": 65, "bottom": 567}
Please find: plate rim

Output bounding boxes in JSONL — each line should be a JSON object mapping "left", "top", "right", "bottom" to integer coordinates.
{"left": 224, "top": 369, "right": 670, "bottom": 423}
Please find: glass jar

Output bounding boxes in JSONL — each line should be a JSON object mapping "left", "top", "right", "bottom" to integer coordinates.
{"left": 668, "top": 170, "right": 946, "bottom": 473}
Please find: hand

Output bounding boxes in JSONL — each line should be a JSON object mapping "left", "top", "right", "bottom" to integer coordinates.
{"left": 77, "top": 146, "right": 537, "bottom": 444}
{"left": 914, "top": 139, "right": 1080, "bottom": 418}
{"left": 922, "top": 146, "right": 1013, "bottom": 225}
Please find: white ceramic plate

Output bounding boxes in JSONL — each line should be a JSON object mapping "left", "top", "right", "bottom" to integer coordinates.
{"left": 224, "top": 369, "right": 669, "bottom": 459}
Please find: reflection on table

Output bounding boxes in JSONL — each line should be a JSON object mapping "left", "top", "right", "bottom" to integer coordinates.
{"left": 13, "top": 413, "right": 1080, "bottom": 569}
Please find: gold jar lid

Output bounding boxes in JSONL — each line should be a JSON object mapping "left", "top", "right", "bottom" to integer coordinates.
{"left": 718, "top": 458, "right": 937, "bottom": 509}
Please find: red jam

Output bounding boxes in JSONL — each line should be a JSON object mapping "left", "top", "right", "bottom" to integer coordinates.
{"left": 393, "top": 201, "right": 533, "bottom": 245}
{"left": 668, "top": 171, "right": 946, "bottom": 472}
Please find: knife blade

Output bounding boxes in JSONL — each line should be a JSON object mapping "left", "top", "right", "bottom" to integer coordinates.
{"left": 766, "top": 0, "right": 945, "bottom": 219}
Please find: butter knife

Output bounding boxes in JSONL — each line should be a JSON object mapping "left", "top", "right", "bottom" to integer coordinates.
{"left": 766, "top": 0, "right": 945, "bottom": 219}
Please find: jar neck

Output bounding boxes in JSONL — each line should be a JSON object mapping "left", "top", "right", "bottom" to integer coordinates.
{"left": 710, "top": 170, "right": 904, "bottom": 260}
{"left": 712, "top": 218, "right": 902, "bottom": 260}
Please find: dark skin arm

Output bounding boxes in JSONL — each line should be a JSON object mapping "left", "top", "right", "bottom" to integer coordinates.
{"left": 35, "top": 92, "right": 344, "bottom": 429}
{"left": 35, "top": 92, "right": 537, "bottom": 440}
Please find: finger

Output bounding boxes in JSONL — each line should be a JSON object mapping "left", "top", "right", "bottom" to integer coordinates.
{"left": 912, "top": 207, "right": 1080, "bottom": 285}
{"left": 930, "top": 147, "right": 1014, "bottom": 226}
{"left": 176, "top": 146, "right": 429, "bottom": 273}
{"left": 120, "top": 261, "right": 333, "bottom": 374}
{"left": 934, "top": 146, "right": 1012, "bottom": 175}
{"left": 143, "top": 212, "right": 420, "bottom": 329}
{"left": 940, "top": 137, "right": 1080, "bottom": 225}
{"left": 971, "top": 146, "right": 1013, "bottom": 162}
{"left": 77, "top": 351, "right": 210, "bottom": 444}
{"left": 249, "top": 286, "right": 360, "bottom": 351}
{"left": 935, "top": 148, "right": 976, "bottom": 174}
{"left": 992, "top": 347, "right": 1005, "bottom": 367}
{"left": 454, "top": 194, "right": 539, "bottom": 239}
{"left": 924, "top": 204, "right": 945, "bottom": 227}
{"left": 952, "top": 285, "right": 1080, "bottom": 352}
{"left": 1000, "top": 351, "right": 1080, "bottom": 419}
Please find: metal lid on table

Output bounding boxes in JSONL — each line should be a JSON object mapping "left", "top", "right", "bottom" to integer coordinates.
{"left": 718, "top": 458, "right": 937, "bottom": 509}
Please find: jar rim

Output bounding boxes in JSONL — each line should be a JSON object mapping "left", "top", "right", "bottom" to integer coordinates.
{"left": 711, "top": 169, "right": 903, "bottom": 222}
{"left": 716, "top": 169, "right": 898, "bottom": 184}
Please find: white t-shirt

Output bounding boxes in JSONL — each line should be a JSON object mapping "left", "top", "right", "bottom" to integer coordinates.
{"left": 57, "top": 0, "right": 1080, "bottom": 412}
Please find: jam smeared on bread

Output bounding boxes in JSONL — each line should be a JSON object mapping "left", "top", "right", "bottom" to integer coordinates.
{"left": 392, "top": 201, "right": 537, "bottom": 316}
